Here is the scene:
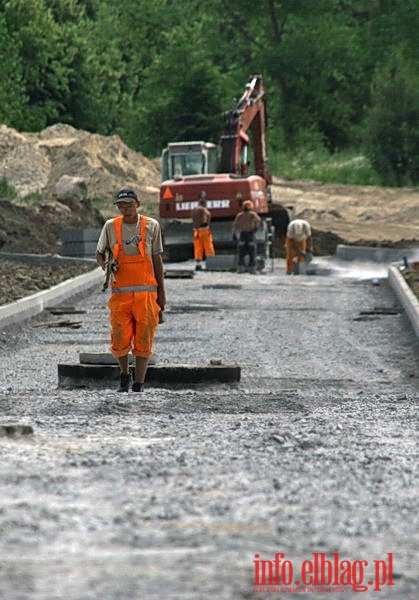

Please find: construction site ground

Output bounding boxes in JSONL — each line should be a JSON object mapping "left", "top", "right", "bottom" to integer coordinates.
{"left": 0, "top": 124, "right": 418, "bottom": 598}
{"left": 0, "top": 259, "right": 418, "bottom": 600}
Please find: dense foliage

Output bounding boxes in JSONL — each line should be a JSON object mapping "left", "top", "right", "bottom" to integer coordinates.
{"left": 0, "top": 0, "right": 418, "bottom": 184}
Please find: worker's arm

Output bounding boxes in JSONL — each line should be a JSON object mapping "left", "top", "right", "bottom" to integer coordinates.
{"left": 96, "top": 250, "right": 107, "bottom": 270}
{"left": 305, "top": 236, "right": 313, "bottom": 252}
{"left": 232, "top": 215, "right": 240, "bottom": 241}
{"left": 96, "top": 223, "right": 110, "bottom": 270}
{"left": 152, "top": 253, "right": 166, "bottom": 311}
{"left": 232, "top": 214, "right": 239, "bottom": 233}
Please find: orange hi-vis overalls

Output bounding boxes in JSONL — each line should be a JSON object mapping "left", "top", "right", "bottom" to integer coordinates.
{"left": 108, "top": 216, "right": 159, "bottom": 359}
{"left": 193, "top": 226, "right": 215, "bottom": 261}
{"left": 285, "top": 237, "right": 307, "bottom": 274}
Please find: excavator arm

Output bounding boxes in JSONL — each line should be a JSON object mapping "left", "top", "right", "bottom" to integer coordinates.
{"left": 219, "top": 75, "right": 271, "bottom": 185}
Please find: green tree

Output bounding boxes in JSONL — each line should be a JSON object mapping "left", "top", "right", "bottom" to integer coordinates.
{"left": 364, "top": 51, "right": 419, "bottom": 185}
{"left": 123, "top": 19, "right": 226, "bottom": 155}
{"left": 3, "top": 0, "right": 76, "bottom": 129}
{"left": 0, "top": 13, "right": 27, "bottom": 128}
{"left": 198, "top": 0, "right": 368, "bottom": 151}
{"left": 68, "top": 0, "right": 188, "bottom": 140}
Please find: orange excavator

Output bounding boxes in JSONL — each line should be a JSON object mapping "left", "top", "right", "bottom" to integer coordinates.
{"left": 159, "top": 75, "right": 289, "bottom": 268}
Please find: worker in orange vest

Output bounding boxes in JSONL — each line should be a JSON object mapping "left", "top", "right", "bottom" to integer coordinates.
{"left": 96, "top": 187, "right": 166, "bottom": 392}
{"left": 191, "top": 192, "right": 215, "bottom": 270}
{"left": 285, "top": 218, "right": 313, "bottom": 274}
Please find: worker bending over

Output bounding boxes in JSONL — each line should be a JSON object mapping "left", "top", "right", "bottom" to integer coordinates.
{"left": 96, "top": 187, "right": 166, "bottom": 393}
{"left": 232, "top": 200, "right": 261, "bottom": 273}
{"left": 285, "top": 218, "right": 313, "bottom": 275}
{"left": 191, "top": 193, "right": 215, "bottom": 271}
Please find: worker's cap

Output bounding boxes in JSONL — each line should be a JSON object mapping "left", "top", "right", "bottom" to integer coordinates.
{"left": 114, "top": 187, "right": 138, "bottom": 204}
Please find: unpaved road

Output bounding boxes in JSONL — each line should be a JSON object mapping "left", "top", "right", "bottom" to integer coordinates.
{"left": 0, "top": 258, "right": 418, "bottom": 600}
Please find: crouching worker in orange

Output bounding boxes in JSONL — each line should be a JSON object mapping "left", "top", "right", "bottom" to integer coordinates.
{"left": 96, "top": 187, "right": 166, "bottom": 393}
{"left": 191, "top": 193, "right": 215, "bottom": 271}
{"left": 285, "top": 218, "right": 313, "bottom": 275}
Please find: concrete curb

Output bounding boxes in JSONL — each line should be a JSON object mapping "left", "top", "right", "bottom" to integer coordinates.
{"left": 0, "top": 252, "right": 96, "bottom": 265}
{"left": 57, "top": 363, "right": 241, "bottom": 388}
{"left": 388, "top": 265, "right": 419, "bottom": 338}
{"left": 337, "top": 244, "right": 419, "bottom": 263}
{"left": 0, "top": 267, "right": 103, "bottom": 330}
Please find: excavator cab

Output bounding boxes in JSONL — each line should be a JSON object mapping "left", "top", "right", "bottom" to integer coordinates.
{"left": 161, "top": 141, "right": 217, "bottom": 180}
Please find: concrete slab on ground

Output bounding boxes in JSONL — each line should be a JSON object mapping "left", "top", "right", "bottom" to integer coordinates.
{"left": 79, "top": 352, "right": 158, "bottom": 365}
{"left": 58, "top": 363, "right": 241, "bottom": 389}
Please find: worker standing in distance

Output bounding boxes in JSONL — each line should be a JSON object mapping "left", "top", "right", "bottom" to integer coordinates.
{"left": 232, "top": 200, "right": 261, "bottom": 273}
{"left": 96, "top": 187, "right": 166, "bottom": 393}
{"left": 191, "top": 192, "right": 215, "bottom": 271}
{"left": 285, "top": 218, "right": 313, "bottom": 275}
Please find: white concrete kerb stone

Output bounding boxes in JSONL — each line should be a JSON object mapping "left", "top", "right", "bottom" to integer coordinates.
{"left": 0, "top": 267, "right": 103, "bottom": 330}
{"left": 388, "top": 265, "right": 419, "bottom": 339}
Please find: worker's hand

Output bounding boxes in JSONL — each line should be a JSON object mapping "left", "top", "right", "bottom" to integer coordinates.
{"left": 232, "top": 232, "right": 238, "bottom": 242}
{"left": 298, "top": 250, "right": 306, "bottom": 258}
{"left": 157, "top": 290, "right": 166, "bottom": 311}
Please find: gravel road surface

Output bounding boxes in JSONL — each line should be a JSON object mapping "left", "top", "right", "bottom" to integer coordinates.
{"left": 0, "top": 258, "right": 418, "bottom": 600}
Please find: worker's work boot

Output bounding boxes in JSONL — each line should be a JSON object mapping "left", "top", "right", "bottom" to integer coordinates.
{"left": 132, "top": 382, "right": 144, "bottom": 393}
{"left": 117, "top": 370, "right": 132, "bottom": 393}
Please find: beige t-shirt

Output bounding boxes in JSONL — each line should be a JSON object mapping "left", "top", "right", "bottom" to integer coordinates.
{"left": 286, "top": 219, "right": 311, "bottom": 242}
{"left": 96, "top": 215, "right": 163, "bottom": 257}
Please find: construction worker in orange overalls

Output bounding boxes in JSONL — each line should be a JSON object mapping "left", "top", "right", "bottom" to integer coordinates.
{"left": 191, "top": 193, "right": 215, "bottom": 271}
{"left": 96, "top": 187, "right": 166, "bottom": 392}
{"left": 285, "top": 218, "right": 313, "bottom": 275}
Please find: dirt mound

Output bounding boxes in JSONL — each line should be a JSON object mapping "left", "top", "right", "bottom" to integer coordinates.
{"left": 0, "top": 197, "right": 104, "bottom": 254}
{"left": 0, "top": 123, "right": 160, "bottom": 208}
{"left": 0, "top": 258, "right": 96, "bottom": 305}
{"left": 0, "top": 123, "right": 162, "bottom": 254}
{"left": 271, "top": 177, "right": 419, "bottom": 249}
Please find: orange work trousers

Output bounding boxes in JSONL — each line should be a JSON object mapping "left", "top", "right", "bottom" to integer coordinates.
{"left": 285, "top": 237, "right": 307, "bottom": 274}
{"left": 193, "top": 227, "right": 215, "bottom": 261}
{"left": 108, "top": 291, "right": 159, "bottom": 358}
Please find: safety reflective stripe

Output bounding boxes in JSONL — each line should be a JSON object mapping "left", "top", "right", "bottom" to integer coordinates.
{"left": 111, "top": 285, "right": 157, "bottom": 293}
